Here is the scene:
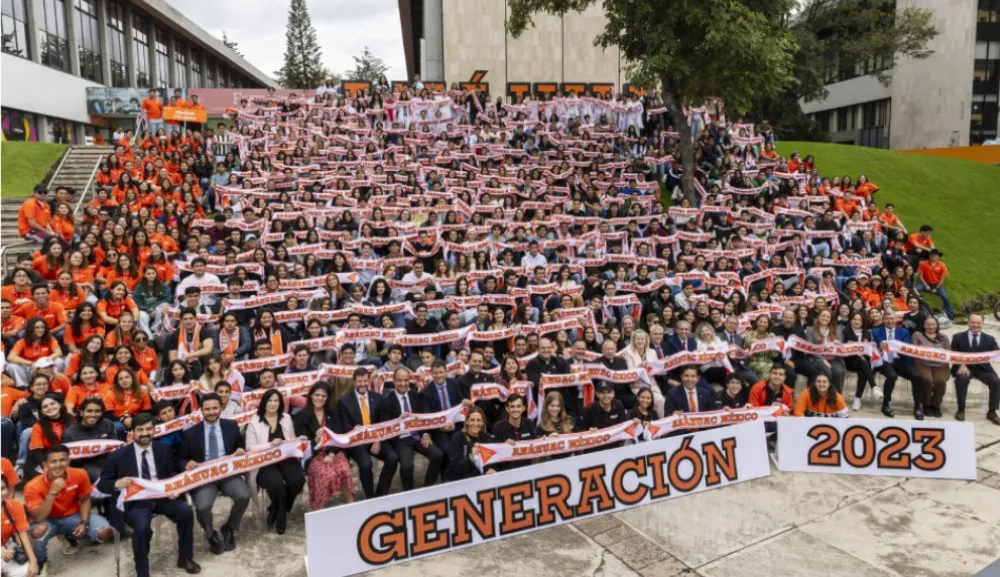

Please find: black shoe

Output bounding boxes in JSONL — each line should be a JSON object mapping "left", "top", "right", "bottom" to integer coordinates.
{"left": 177, "top": 559, "right": 202, "bottom": 574}
{"left": 914, "top": 405, "right": 924, "bottom": 420}
{"left": 207, "top": 530, "right": 224, "bottom": 555}
{"left": 276, "top": 517, "right": 286, "bottom": 535}
{"left": 881, "top": 404, "right": 895, "bottom": 418}
{"left": 266, "top": 506, "right": 277, "bottom": 529}
{"left": 988, "top": 411, "right": 1000, "bottom": 426}
{"left": 220, "top": 525, "right": 236, "bottom": 552}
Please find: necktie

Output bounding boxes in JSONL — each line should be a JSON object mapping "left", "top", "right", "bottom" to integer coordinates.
{"left": 687, "top": 389, "right": 698, "bottom": 412}
{"left": 439, "top": 386, "right": 450, "bottom": 409}
{"left": 141, "top": 449, "right": 152, "bottom": 480}
{"left": 402, "top": 395, "right": 420, "bottom": 440}
{"left": 728, "top": 334, "right": 734, "bottom": 345}
{"left": 655, "top": 344, "right": 663, "bottom": 358}
{"left": 973, "top": 334, "right": 980, "bottom": 349}
{"left": 207, "top": 424, "right": 219, "bottom": 460}
{"left": 360, "top": 395, "right": 371, "bottom": 425}
{"left": 682, "top": 339, "right": 688, "bottom": 352}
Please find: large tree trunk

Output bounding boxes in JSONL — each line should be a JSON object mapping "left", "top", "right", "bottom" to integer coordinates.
{"left": 660, "top": 80, "right": 697, "bottom": 205}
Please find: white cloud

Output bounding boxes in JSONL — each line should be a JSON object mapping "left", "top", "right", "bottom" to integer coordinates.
{"left": 165, "top": 0, "right": 407, "bottom": 82}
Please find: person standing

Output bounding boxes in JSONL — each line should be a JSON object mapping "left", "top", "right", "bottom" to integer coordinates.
{"left": 293, "top": 383, "right": 354, "bottom": 510}
{"left": 950, "top": 314, "right": 1000, "bottom": 424}
{"left": 141, "top": 89, "right": 164, "bottom": 135}
{"left": 177, "top": 394, "right": 250, "bottom": 554}
{"left": 98, "top": 413, "right": 201, "bottom": 577}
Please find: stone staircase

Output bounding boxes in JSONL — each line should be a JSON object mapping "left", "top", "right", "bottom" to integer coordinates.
{"left": 1, "top": 145, "right": 112, "bottom": 275}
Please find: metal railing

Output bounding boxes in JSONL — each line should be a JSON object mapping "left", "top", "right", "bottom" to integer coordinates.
{"left": 73, "top": 154, "right": 105, "bottom": 216}
{"left": 0, "top": 241, "right": 33, "bottom": 279}
{"left": 46, "top": 146, "right": 73, "bottom": 187}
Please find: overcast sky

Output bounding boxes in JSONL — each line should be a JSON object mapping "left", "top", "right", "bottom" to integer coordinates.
{"left": 166, "top": 0, "right": 407, "bottom": 83}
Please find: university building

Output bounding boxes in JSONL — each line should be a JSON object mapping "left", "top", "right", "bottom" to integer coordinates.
{"left": 1, "top": 0, "right": 275, "bottom": 143}
{"left": 801, "top": 0, "right": 1000, "bottom": 149}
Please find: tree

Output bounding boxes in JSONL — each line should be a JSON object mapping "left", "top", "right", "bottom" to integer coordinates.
{"left": 222, "top": 31, "right": 242, "bottom": 57}
{"left": 507, "top": 0, "right": 797, "bottom": 203}
{"left": 346, "top": 46, "right": 389, "bottom": 82}
{"left": 749, "top": 0, "right": 937, "bottom": 139}
{"left": 275, "top": 0, "right": 327, "bottom": 89}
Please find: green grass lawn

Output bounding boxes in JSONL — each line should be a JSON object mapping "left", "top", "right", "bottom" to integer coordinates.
{"left": 777, "top": 141, "right": 1000, "bottom": 310}
{"left": 1, "top": 142, "right": 68, "bottom": 199}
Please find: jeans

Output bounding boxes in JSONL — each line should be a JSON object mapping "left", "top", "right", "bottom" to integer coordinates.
{"left": 916, "top": 283, "right": 954, "bottom": 319}
{"left": 33, "top": 511, "right": 112, "bottom": 564}
{"left": 16, "top": 426, "right": 32, "bottom": 466}
{"left": 1, "top": 417, "right": 14, "bottom": 460}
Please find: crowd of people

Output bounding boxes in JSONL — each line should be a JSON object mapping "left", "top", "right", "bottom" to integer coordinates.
{"left": 3, "top": 76, "right": 999, "bottom": 577}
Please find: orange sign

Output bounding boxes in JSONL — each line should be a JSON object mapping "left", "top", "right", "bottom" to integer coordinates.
{"left": 162, "top": 106, "right": 207, "bottom": 123}
{"left": 560, "top": 82, "right": 586, "bottom": 96}
{"left": 533, "top": 83, "right": 559, "bottom": 97}
{"left": 342, "top": 81, "right": 373, "bottom": 98}
{"left": 588, "top": 83, "right": 615, "bottom": 98}
{"left": 507, "top": 83, "right": 531, "bottom": 100}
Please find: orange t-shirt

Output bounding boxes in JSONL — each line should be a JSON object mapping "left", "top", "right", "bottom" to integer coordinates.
{"left": 1, "top": 285, "right": 33, "bottom": 308}
{"left": 64, "top": 324, "right": 105, "bottom": 352}
{"left": 50, "top": 287, "right": 85, "bottom": 315}
{"left": 32, "top": 254, "right": 62, "bottom": 281}
{"left": 1, "top": 386, "right": 28, "bottom": 418}
{"left": 1, "top": 498, "right": 28, "bottom": 544}
{"left": 1, "top": 458, "right": 18, "bottom": 488}
{"left": 96, "top": 297, "right": 137, "bottom": 321}
{"left": 51, "top": 215, "right": 75, "bottom": 243}
{"left": 917, "top": 260, "right": 948, "bottom": 287}
{"left": 14, "top": 301, "right": 67, "bottom": 331}
{"left": 9, "top": 338, "right": 58, "bottom": 363}
{"left": 66, "top": 383, "right": 109, "bottom": 412}
{"left": 24, "top": 467, "right": 91, "bottom": 519}
{"left": 28, "top": 420, "right": 65, "bottom": 451}
{"left": 69, "top": 267, "right": 96, "bottom": 287}
{"left": 793, "top": 391, "right": 849, "bottom": 417}
{"left": 1, "top": 314, "right": 26, "bottom": 338}
{"left": 18, "top": 198, "right": 52, "bottom": 237}
{"left": 133, "top": 347, "right": 159, "bottom": 376}
{"left": 143, "top": 97, "right": 164, "bottom": 120}
{"left": 103, "top": 364, "right": 149, "bottom": 388}
{"left": 906, "top": 233, "right": 933, "bottom": 252}
{"left": 102, "top": 389, "right": 152, "bottom": 418}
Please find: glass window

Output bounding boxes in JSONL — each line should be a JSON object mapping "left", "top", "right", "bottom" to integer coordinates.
{"left": 2, "top": 107, "right": 38, "bottom": 141}
{"left": 155, "top": 26, "right": 169, "bottom": 88}
{"left": 975, "top": 41, "right": 1000, "bottom": 59}
{"left": 190, "top": 49, "right": 202, "bottom": 88}
{"left": 106, "top": 0, "right": 128, "bottom": 87}
{"left": 74, "top": 0, "right": 101, "bottom": 82}
{"left": 132, "top": 12, "right": 150, "bottom": 87}
{"left": 38, "top": 0, "right": 69, "bottom": 71}
{"left": 205, "top": 57, "right": 216, "bottom": 88}
{"left": 2, "top": 0, "right": 30, "bottom": 58}
{"left": 174, "top": 38, "right": 187, "bottom": 89}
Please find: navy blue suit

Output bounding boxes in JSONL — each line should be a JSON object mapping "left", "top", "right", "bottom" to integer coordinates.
{"left": 871, "top": 324, "right": 925, "bottom": 406}
{"left": 664, "top": 385, "right": 715, "bottom": 416}
{"left": 664, "top": 335, "right": 698, "bottom": 356}
{"left": 98, "top": 442, "right": 195, "bottom": 577}
{"left": 951, "top": 330, "right": 1000, "bottom": 412}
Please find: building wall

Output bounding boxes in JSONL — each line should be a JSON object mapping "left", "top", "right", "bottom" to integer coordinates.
{"left": 440, "top": 0, "right": 619, "bottom": 88}
{"left": 800, "top": 75, "right": 892, "bottom": 115}
{"left": 889, "top": 0, "right": 977, "bottom": 149}
{"left": 1, "top": 54, "right": 102, "bottom": 124}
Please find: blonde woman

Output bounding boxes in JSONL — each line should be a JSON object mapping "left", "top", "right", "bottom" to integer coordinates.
{"left": 622, "top": 329, "right": 666, "bottom": 417}
{"left": 694, "top": 322, "right": 728, "bottom": 385}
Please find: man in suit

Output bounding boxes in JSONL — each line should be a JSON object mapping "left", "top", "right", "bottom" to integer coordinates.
{"left": 951, "top": 313, "right": 1000, "bottom": 424}
{"left": 338, "top": 367, "right": 399, "bottom": 498}
{"left": 458, "top": 351, "right": 500, "bottom": 425}
{"left": 418, "top": 360, "right": 466, "bottom": 458}
{"left": 383, "top": 368, "right": 443, "bottom": 490}
{"left": 177, "top": 393, "right": 250, "bottom": 554}
{"left": 871, "top": 309, "right": 926, "bottom": 419}
{"left": 664, "top": 367, "right": 715, "bottom": 416}
{"left": 718, "top": 316, "right": 761, "bottom": 385}
{"left": 598, "top": 339, "right": 634, "bottom": 409}
{"left": 525, "top": 337, "right": 574, "bottom": 412}
{"left": 99, "top": 414, "right": 201, "bottom": 577}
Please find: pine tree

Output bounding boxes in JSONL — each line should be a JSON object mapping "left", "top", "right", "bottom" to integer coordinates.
{"left": 221, "top": 31, "right": 242, "bottom": 57}
{"left": 275, "top": 0, "right": 327, "bottom": 89}
{"left": 346, "top": 46, "right": 389, "bottom": 82}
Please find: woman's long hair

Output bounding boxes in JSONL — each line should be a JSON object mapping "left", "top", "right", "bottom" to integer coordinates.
{"left": 38, "top": 392, "right": 72, "bottom": 445}
{"left": 807, "top": 375, "right": 838, "bottom": 406}
{"left": 256, "top": 388, "right": 286, "bottom": 422}
{"left": 540, "top": 391, "right": 574, "bottom": 434}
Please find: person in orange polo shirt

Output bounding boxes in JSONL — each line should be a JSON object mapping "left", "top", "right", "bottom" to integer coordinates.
{"left": 23, "top": 445, "right": 113, "bottom": 562}
{"left": 1, "top": 299, "right": 26, "bottom": 349}
{"left": 186, "top": 94, "right": 207, "bottom": 134}
{"left": 5, "top": 319, "right": 62, "bottom": 388}
{"left": 906, "top": 224, "right": 935, "bottom": 263}
{"left": 13, "top": 284, "right": 68, "bottom": 335}
{"left": 917, "top": 249, "right": 954, "bottom": 320}
{"left": 2, "top": 474, "right": 40, "bottom": 577}
{"left": 102, "top": 368, "right": 152, "bottom": 437}
{"left": 17, "top": 185, "right": 56, "bottom": 242}
{"left": 142, "top": 89, "right": 164, "bottom": 135}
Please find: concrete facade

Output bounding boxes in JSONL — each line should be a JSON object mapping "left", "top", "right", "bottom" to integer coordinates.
{"left": 430, "top": 0, "right": 621, "bottom": 88}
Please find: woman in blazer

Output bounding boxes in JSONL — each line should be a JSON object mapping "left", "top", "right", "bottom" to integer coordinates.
{"left": 443, "top": 407, "right": 496, "bottom": 481}
{"left": 621, "top": 329, "right": 665, "bottom": 418}
{"left": 841, "top": 312, "right": 882, "bottom": 414}
{"left": 911, "top": 316, "right": 951, "bottom": 418}
{"left": 804, "top": 309, "right": 847, "bottom": 394}
{"left": 293, "top": 382, "right": 355, "bottom": 510}
{"left": 245, "top": 389, "right": 304, "bottom": 535}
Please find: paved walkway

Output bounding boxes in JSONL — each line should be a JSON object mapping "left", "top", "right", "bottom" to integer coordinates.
{"left": 45, "top": 318, "right": 1000, "bottom": 577}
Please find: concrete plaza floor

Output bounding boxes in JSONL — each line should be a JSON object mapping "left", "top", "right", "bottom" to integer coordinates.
{"left": 43, "top": 320, "right": 1000, "bottom": 577}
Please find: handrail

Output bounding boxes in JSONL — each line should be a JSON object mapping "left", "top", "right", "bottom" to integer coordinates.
{"left": 46, "top": 146, "right": 72, "bottom": 187}
{"left": 73, "top": 154, "right": 105, "bottom": 217}
{"left": 0, "top": 240, "right": 34, "bottom": 279}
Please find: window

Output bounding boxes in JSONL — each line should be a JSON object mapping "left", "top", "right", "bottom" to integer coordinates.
{"left": 38, "top": 0, "right": 69, "bottom": 71}
{"left": 2, "top": 0, "right": 30, "bottom": 58}
{"left": 190, "top": 49, "right": 202, "bottom": 88}
{"left": 814, "top": 110, "right": 831, "bottom": 133}
{"left": 74, "top": 0, "right": 101, "bottom": 82}
{"left": 975, "top": 41, "right": 1000, "bottom": 59}
{"left": 1, "top": 107, "right": 38, "bottom": 141}
{"left": 218, "top": 66, "right": 229, "bottom": 88}
{"left": 861, "top": 99, "right": 890, "bottom": 128}
{"left": 107, "top": 1, "right": 128, "bottom": 87}
{"left": 174, "top": 38, "right": 187, "bottom": 89}
{"left": 155, "top": 27, "right": 169, "bottom": 88}
{"left": 132, "top": 12, "right": 150, "bottom": 87}
{"left": 206, "top": 57, "right": 216, "bottom": 88}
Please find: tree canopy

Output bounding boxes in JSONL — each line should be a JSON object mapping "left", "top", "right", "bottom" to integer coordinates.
{"left": 346, "top": 46, "right": 390, "bottom": 82}
{"left": 276, "top": 0, "right": 328, "bottom": 89}
{"left": 221, "top": 31, "right": 243, "bottom": 57}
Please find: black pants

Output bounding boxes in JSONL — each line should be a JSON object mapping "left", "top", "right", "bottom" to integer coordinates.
{"left": 392, "top": 437, "right": 443, "bottom": 490}
{"left": 256, "top": 458, "right": 305, "bottom": 523}
{"left": 845, "top": 356, "right": 878, "bottom": 399}
{"left": 124, "top": 498, "right": 195, "bottom": 577}
{"left": 955, "top": 367, "right": 1000, "bottom": 412}
{"left": 878, "top": 359, "right": 925, "bottom": 406}
{"left": 347, "top": 443, "right": 398, "bottom": 498}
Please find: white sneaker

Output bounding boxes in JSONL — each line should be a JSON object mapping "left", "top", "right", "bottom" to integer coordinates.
{"left": 58, "top": 535, "right": 78, "bottom": 556}
{"left": 872, "top": 385, "right": 884, "bottom": 400}
{"left": 852, "top": 397, "right": 862, "bottom": 411}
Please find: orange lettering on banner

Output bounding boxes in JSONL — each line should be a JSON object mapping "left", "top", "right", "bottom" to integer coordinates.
{"left": 612, "top": 458, "right": 648, "bottom": 505}
{"left": 342, "top": 80, "right": 372, "bottom": 97}
{"left": 498, "top": 482, "right": 535, "bottom": 535}
{"left": 409, "top": 501, "right": 450, "bottom": 556}
{"left": 588, "top": 83, "right": 615, "bottom": 98}
{"left": 162, "top": 106, "right": 207, "bottom": 123}
{"left": 560, "top": 82, "right": 586, "bottom": 96}
{"left": 533, "top": 82, "right": 559, "bottom": 97}
{"left": 449, "top": 490, "right": 497, "bottom": 546}
{"left": 507, "top": 83, "right": 531, "bottom": 100}
{"left": 702, "top": 438, "right": 738, "bottom": 486}
{"left": 534, "top": 474, "right": 574, "bottom": 527}
{"left": 357, "top": 509, "right": 407, "bottom": 565}
{"left": 646, "top": 452, "right": 671, "bottom": 499}
{"left": 460, "top": 70, "right": 489, "bottom": 93}
{"left": 575, "top": 465, "right": 614, "bottom": 516}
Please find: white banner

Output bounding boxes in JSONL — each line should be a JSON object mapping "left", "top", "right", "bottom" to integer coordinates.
{"left": 776, "top": 418, "right": 976, "bottom": 480}
{"left": 304, "top": 421, "right": 770, "bottom": 576}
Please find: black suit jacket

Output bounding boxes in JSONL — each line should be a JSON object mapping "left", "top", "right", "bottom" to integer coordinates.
{"left": 841, "top": 328, "right": 872, "bottom": 343}
{"left": 381, "top": 389, "right": 427, "bottom": 420}
{"left": 336, "top": 389, "right": 388, "bottom": 432}
{"left": 665, "top": 335, "right": 698, "bottom": 356}
{"left": 98, "top": 441, "right": 179, "bottom": 498}
{"left": 951, "top": 331, "right": 998, "bottom": 375}
{"left": 664, "top": 385, "right": 715, "bottom": 415}
{"left": 419, "top": 379, "right": 464, "bottom": 413}
{"left": 178, "top": 419, "right": 245, "bottom": 467}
